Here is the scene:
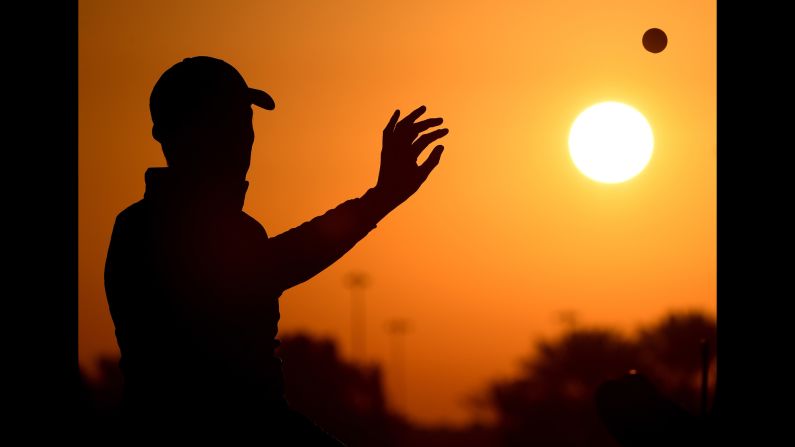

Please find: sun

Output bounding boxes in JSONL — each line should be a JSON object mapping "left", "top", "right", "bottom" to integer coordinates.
{"left": 568, "top": 102, "right": 654, "bottom": 183}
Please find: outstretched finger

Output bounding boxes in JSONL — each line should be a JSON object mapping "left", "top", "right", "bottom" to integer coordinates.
{"left": 408, "top": 117, "right": 444, "bottom": 138}
{"left": 384, "top": 109, "right": 400, "bottom": 134}
{"left": 412, "top": 128, "right": 449, "bottom": 157}
{"left": 397, "top": 105, "right": 427, "bottom": 130}
{"left": 418, "top": 145, "right": 444, "bottom": 182}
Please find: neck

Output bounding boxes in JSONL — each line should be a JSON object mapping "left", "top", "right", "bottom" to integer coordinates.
{"left": 145, "top": 167, "right": 249, "bottom": 214}
{"left": 168, "top": 166, "right": 247, "bottom": 186}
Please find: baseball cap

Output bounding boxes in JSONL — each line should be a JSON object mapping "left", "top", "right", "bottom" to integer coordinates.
{"left": 150, "top": 56, "right": 274, "bottom": 141}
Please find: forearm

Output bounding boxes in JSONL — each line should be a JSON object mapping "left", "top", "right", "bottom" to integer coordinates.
{"left": 358, "top": 186, "right": 402, "bottom": 225}
{"left": 265, "top": 187, "right": 398, "bottom": 291}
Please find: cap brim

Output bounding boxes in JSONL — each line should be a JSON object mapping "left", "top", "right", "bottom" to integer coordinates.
{"left": 249, "top": 88, "right": 275, "bottom": 110}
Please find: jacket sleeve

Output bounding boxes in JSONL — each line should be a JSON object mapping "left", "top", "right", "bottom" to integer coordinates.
{"left": 262, "top": 187, "right": 394, "bottom": 292}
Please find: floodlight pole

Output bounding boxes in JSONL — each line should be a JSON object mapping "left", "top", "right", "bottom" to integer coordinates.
{"left": 345, "top": 272, "right": 370, "bottom": 362}
{"left": 387, "top": 318, "right": 411, "bottom": 414}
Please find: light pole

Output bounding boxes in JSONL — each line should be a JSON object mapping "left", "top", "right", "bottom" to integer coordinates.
{"left": 345, "top": 272, "right": 370, "bottom": 362}
{"left": 386, "top": 318, "right": 411, "bottom": 414}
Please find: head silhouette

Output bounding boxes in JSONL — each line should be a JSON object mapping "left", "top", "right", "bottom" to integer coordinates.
{"left": 150, "top": 56, "right": 275, "bottom": 183}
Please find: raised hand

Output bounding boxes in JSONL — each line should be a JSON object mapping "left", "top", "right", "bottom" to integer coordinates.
{"left": 374, "top": 105, "right": 448, "bottom": 209}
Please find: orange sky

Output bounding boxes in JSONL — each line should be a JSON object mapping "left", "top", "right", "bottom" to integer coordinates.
{"left": 79, "top": 0, "right": 715, "bottom": 426}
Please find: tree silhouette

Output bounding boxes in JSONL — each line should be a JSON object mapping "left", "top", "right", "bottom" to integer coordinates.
{"left": 480, "top": 311, "right": 716, "bottom": 447}
{"left": 486, "top": 328, "right": 636, "bottom": 446}
{"left": 636, "top": 312, "right": 717, "bottom": 415}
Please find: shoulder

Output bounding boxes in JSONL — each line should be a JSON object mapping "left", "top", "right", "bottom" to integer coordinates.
{"left": 106, "top": 201, "right": 152, "bottom": 256}
{"left": 111, "top": 200, "right": 148, "bottom": 233}
{"left": 116, "top": 199, "right": 147, "bottom": 219}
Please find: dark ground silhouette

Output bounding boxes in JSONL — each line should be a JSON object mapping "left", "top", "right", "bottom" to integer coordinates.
{"left": 81, "top": 311, "right": 716, "bottom": 446}
{"left": 102, "top": 56, "right": 446, "bottom": 442}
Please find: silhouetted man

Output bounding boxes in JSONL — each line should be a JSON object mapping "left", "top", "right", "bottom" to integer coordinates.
{"left": 104, "top": 56, "right": 447, "bottom": 443}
